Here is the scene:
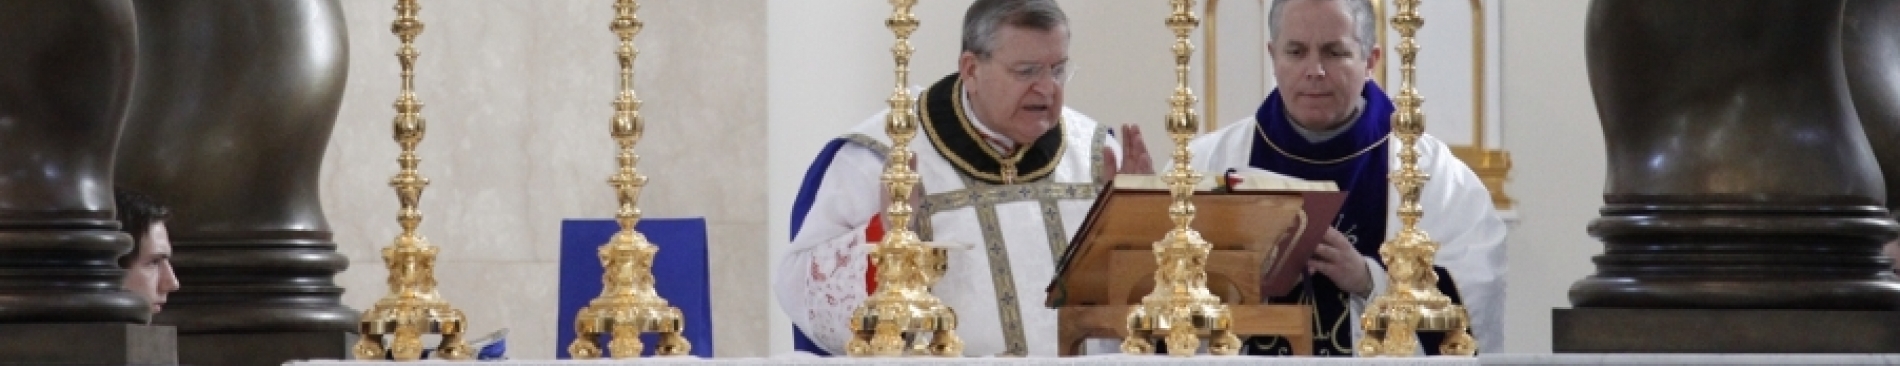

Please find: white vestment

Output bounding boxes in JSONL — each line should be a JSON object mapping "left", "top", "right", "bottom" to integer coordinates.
{"left": 775, "top": 84, "right": 1120, "bottom": 357}
{"left": 1182, "top": 118, "right": 1508, "bottom": 354}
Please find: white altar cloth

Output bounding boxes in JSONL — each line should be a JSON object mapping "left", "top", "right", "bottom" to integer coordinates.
{"left": 286, "top": 354, "right": 1477, "bottom": 366}
{"left": 288, "top": 353, "right": 1900, "bottom": 366}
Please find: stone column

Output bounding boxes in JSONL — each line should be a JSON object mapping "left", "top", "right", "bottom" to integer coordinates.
{"left": 114, "top": 1, "right": 355, "bottom": 364}
{"left": 1555, "top": 0, "right": 1900, "bottom": 353}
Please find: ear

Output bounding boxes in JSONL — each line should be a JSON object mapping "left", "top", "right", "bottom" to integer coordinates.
{"left": 1364, "top": 46, "right": 1383, "bottom": 75}
{"left": 959, "top": 51, "right": 980, "bottom": 80}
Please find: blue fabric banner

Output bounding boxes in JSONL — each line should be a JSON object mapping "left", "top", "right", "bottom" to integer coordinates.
{"left": 556, "top": 218, "right": 714, "bottom": 358}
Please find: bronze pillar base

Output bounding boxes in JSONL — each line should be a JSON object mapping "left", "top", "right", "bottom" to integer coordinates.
{"left": 1576, "top": 0, "right": 1900, "bottom": 312}
{"left": 1575, "top": 201, "right": 1900, "bottom": 309}
{"left": 0, "top": 323, "right": 177, "bottom": 365}
{"left": 178, "top": 331, "right": 353, "bottom": 366}
{"left": 1554, "top": 308, "right": 1900, "bottom": 353}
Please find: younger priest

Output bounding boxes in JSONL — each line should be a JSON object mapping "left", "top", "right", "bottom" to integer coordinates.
{"left": 1182, "top": 0, "right": 1507, "bottom": 356}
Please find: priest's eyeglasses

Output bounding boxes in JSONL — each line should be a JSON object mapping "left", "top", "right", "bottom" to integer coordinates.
{"left": 1006, "top": 62, "right": 1072, "bottom": 85}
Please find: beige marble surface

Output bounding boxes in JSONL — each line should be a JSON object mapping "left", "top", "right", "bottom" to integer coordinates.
{"left": 321, "top": 0, "right": 767, "bottom": 359}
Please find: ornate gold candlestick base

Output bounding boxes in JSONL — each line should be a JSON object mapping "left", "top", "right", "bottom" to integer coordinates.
{"left": 1119, "top": 231, "right": 1242, "bottom": 356}
{"left": 846, "top": 244, "right": 962, "bottom": 356}
{"left": 1357, "top": 0, "right": 1477, "bottom": 356}
{"left": 354, "top": 239, "right": 473, "bottom": 361}
{"left": 1356, "top": 228, "right": 1477, "bottom": 356}
{"left": 566, "top": 0, "right": 691, "bottom": 358}
{"left": 352, "top": 0, "right": 472, "bottom": 361}
{"left": 844, "top": 0, "right": 963, "bottom": 357}
{"left": 566, "top": 232, "right": 691, "bottom": 358}
{"left": 1120, "top": 0, "right": 1239, "bottom": 357}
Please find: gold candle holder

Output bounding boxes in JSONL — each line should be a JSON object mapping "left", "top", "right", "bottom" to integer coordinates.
{"left": 1356, "top": 0, "right": 1478, "bottom": 356}
{"left": 844, "top": 0, "right": 963, "bottom": 357}
{"left": 566, "top": 0, "right": 691, "bottom": 359}
{"left": 353, "top": 0, "right": 473, "bottom": 361}
{"left": 1119, "top": 0, "right": 1241, "bottom": 357}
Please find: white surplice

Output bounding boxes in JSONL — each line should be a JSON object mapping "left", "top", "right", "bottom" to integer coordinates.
{"left": 775, "top": 92, "right": 1121, "bottom": 357}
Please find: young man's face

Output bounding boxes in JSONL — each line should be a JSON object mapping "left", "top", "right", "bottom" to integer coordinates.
{"left": 1886, "top": 239, "right": 1900, "bottom": 274}
{"left": 123, "top": 222, "right": 180, "bottom": 315}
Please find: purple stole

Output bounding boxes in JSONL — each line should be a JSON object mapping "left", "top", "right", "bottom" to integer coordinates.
{"left": 1236, "top": 81, "right": 1467, "bottom": 356}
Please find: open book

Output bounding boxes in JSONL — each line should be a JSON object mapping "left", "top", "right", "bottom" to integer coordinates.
{"left": 1044, "top": 170, "right": 1347, "bottom": 307}
{"left": 1105, "top": 167, "right": 1338, "bottom": 192}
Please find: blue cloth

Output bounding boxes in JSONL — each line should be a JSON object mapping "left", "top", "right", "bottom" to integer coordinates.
{"left": 477, "top": 337, "right": 506, "bottom": 360}
{"left": 379, "top": 328, "right": 508, "bottom": 361}
{"left": 788, "top": 138, "right": 852, "bottom": 356}
{"left": 791, "top": 139, "right": 851, "bottom": 245}
{"left": 556, "top": 218, "right": 714, "bottom": 358}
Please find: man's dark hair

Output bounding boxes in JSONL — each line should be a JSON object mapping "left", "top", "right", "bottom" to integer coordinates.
{"left": 962, "top": 0, "right": 1070, "bottom": 59}
{"left": 114, "top": 189, "right": 170, "bottom": 268}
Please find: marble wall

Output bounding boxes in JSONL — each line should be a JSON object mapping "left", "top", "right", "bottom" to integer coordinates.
{"left": 320, "top": 0, "right": 768, "bottom": 359}
{"left": 1495, "top": 0, "right": 1603, "bottom": 353}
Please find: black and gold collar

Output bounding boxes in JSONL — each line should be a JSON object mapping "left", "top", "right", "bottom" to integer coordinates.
{"left": 920, "top": 73, "right": 1066, "bottom": 185}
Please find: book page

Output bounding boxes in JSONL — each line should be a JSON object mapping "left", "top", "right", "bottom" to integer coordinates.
{"left": 1112, "top": 167, "right": 1338, "bottom": 192}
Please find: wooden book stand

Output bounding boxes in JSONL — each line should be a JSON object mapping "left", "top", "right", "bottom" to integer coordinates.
{"left": 1045, "top": 173, "right": 1346, "bottom": 356}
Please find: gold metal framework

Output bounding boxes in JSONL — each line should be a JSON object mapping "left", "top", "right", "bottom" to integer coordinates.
{"left": 1356, "top": 0, "right": 1478, "bottom": 356}
{"left": 844, "top": 0, "right": 964, "bottom": 357}
{"left": 1119, "top": 0, "right": 1243, "bottom": 357}
{"left": 565, "top": 0, "right": 692, "bottom": 359}
{"left": 353, "top": 0, "right": 473, "bottom": 360}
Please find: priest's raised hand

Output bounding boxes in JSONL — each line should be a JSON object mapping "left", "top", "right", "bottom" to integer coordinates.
{"left": 1100, "top": 123, "right": 1156, "bottom": 182}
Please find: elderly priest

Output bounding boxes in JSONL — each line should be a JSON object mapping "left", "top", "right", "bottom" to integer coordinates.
{"left": 775, "top": 0, "right": 1156, "bottom": 358}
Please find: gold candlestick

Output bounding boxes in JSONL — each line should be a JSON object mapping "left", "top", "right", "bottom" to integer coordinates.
{"left": 844, "top": 0, "right": 963, "bottom": 357}
{"left": 1119, "top": 0, "right": 1241, "bottom": 357}
{"left": 353, "top": 0, "right": 473, "bottom": 361}
{"left": 1357, "top": 0, "right": 1478, "bottom": 356}
{"left": 566, "top": 0, "right": 691, "bottom": 359}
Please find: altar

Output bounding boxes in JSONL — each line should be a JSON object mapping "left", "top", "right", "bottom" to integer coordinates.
{"left": 286, "top": 354, "right": 1900, "bottom": 366}
{"left": 287, "top": 355, "right": 1479, "bottom": 366}
{"left": 14, "top": 0, "right": 1900, "bottom": 365}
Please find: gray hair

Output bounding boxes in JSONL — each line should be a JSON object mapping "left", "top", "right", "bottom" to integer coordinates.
{"left": 1268, "top": 0, "right": 1377, "bottom": 58}
{"left": 962, "top": 0, "right": 1070, "bottom": 59}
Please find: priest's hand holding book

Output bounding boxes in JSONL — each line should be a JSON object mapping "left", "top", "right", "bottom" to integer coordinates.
{"left": 1309, "top": 228, "right": 1374, "bottom": 298}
